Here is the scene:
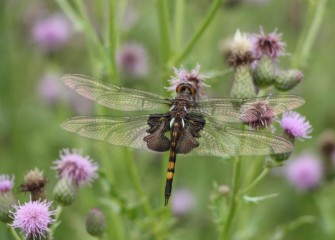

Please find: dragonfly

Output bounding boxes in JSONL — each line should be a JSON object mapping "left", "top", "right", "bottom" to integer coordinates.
{"left": 61, "top": 74, "right": 305, "bottom": 205}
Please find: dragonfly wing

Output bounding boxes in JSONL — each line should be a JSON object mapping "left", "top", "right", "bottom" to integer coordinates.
{"left": 186, "top": 121, "right": 293, "bottom": 157}
{"left": 61, "top": 116, "right": 158, "bottom": 152}
{"left": 62, "top": 74, "right": 172, "bottom": 112}
{"left": 193, "top": 95, "right": 305, "bottom": 123}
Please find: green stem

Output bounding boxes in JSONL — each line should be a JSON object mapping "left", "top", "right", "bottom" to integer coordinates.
{"left": 172, "top": 0, "right": 222, "bottom": 66}
{"left": 49, "top": 205, "right": 64, "bottom": 238}
{"left": 174, "top": 0, "right": 185, "bottom": 53}
{"left": 291, "top": 0, "right": 329, "bottom": 68}
{"left": 107, "top": 0, "right": 119, "bottom": 83}
{"left": 219, "top": 155, "right": 241, "bottom": 240}
{"left": 8, "top": 227, "right": 22, "bottom": 240}
{"left": 157, "top": 0, "right": 171, "bottom": 66}
{"left": 124, "top": 150, "right": 163, "bottom": 240}
{"left": 237, "top": 167, "right": 269, "bottom": 197}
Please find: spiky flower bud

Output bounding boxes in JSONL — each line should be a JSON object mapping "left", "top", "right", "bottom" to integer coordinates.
{"left": 228, "top": 30, "right": 254, "bottom": 67}
{"left": 20, "top": 168, "right": 47, "bottom": 201}
{"left": 230, "top": 65, "right": 256, "bottom": 98}
{"left": 275, "top": 69, "right": 303, "bottom": 91}
{"left": 0, "top": 175, "right": 16, "bottom": 223}
{"left": 253, "top": 56, "right": 276, "bottom": 87}
{"left": 86, "top": 208, "right": 106, "bottom": 237}
{"left": 53, "top": 178, "right": 77, "bottom": 206}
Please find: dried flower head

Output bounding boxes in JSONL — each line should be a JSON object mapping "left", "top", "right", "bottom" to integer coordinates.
{"left": 171, "top": 189, "right": 195, "bottom": 216}
{"left": 53, "top": 149, "right": 98, "bottom": 186}
{"left": 228, "top": 29, "right": 254, "bottom": 67}
{"left": 240, "top": 99, "right": 275, "bottom": 130}
{"left": 32, "top": 13, "right": 72, "bottom": 52}
{"left": 116, "top": 42, "right": 149, "bottom": 77}
{"left": 280, "top": 111, "right": 312, "bottom": 140}
{"left": 10, "top": 199, "right": 55, "bottom": 239}
{"left": 0, "top": 175, "right": 14, "bottom": 194}
{"left": 251, "top": 27, "right": 286, "bottom": 60}
{"left": 166, "top": 64, "right": 209, "bottom": 96}
{"left": 286, "top": 153, "right": 323, "bottom": 191}
{"left": 318, "top": 129, "right": 335, "bottom": 157}
{"left": 20, "top": 168, "right": 47, "bottom": 201}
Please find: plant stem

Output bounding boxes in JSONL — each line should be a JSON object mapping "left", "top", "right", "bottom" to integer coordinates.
{"left": 237, "top": 167, "right": 269, "bottom": 197}
{"left": 8, "top": 227, "right": 22, "bottom": 240}
{"left": 174, "top": 0, "right": 185, "bottom": 53}
{"left": 157, "top": 0, "right": 171, "bottom": 67}
{"left": 219, "top": 155, "right": 241, "bottom": 240}
{"left": 107, "top": 0, "right": 119, "bottom": 83}
{"left": 48, "top": 205, "right": 64, "bottom": 238}
{"left": 172, "top": 0, "right": 222, "bottom": 66}
{"left": 291, "top": 0, "right": 329, "bottom": 68}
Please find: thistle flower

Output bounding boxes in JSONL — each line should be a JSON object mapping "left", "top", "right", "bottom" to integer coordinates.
{"left": 171, "top": 189, "right": 195, "bottom": 216}
{"left": 0, "top": 175, "right": 14, "bottom": 194}
{"left": 251, "top": 27, "right": 286, "bottom": 61}
{"left": 20, "top": 168, "right": 47, "bottom": 201}
{"left": 53, "top": 149, "right": 98, "bottom": 186}
{"left": 240, "top": 99, "right": 275, "bottom": 130}
{"left": 280, "top": 111, "right": 312, "bottom": 141}
{"left": 38, "top": 73, "right": 64, "bottom": 104}
{"left": 166, "top": 64, "right": 209, "bottom": 96}
{"left": 32, "top": 13, "right": 72, "bottom": 52}
{"left": 53, "top": 177, "right": 77, "bottom": 206}
{"left": 116, "top": 42, "right": 149, "bottom": 77}
{"left": 285, "top": 153, "right": 323, "bottom": 191}
{"left": 86, "top": 208, "right": 106, "bottom": 237}
{"left": 0, "top": 175, "right": 16, "bottom": 223}
{"left": 228, "top": 29, "right": 254, "bottom": 67}
{"left": 10, "top": 199, "right": 55, "bottom": 239}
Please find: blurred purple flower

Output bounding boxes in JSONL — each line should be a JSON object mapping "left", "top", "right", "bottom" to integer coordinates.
{"left": 32, "top": 13, "right": 72, "bottom": 52}
{"left": 171, "top": 189, "right": 195, "bottom": 216}
{"left": 280, "top": 111, "right": 312, "bottom": 140}
{"left": 166, "top": 64, "right": 209, "bottom": 96}
{"left": 250, "top": 27, "right": 286, "bottom": 61}
{"left": 53, "top": 149, "right": 98, "bottom": 186}
{"left": 286, "top": 153, "right": 323, "bottom": 191}
{"left": 0, "top": 175, "right": 14, "bottom": 194}
{"left": 10, "top": 199, "right": 55, "bottom": 239}
{"left": 38, "top": 73, "right": 64, "bottom": 104}
{"left": 116, "top": 42, "right": 149, "bottom": 77}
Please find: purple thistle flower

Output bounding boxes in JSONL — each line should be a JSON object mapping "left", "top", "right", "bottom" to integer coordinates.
{"left": 286, "top": 153, "right": 323, "bottom": 191}
{"left": 280, "top": 111, "right": 312, "bottom": 140}
{"left": 171, "top": 189, "right": 196, "bottom": 216}
{"left": 32, "top": 13, "right": 72, "bottom": 52}
{"left": 251, "top": 27, "right": 286, "bottom": 60}
{"left": 10, "top": 199, "right": 55, "bottom": 239}
{"left": 116, "top": 42, "right": 149, "bottom": 77}
{"left": 38, "top": 73, "right": 64, "bottom": 104}
{"left": 0, "top": 175, "right": 14, "bottom": 194}
{"left": 166, "top": 64, "right": 209, "bottom": 96}
{"left": 53, "top": 149, "right": 98, "bottom": 186}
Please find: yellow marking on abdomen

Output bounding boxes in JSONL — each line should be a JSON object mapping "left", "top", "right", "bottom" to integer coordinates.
{"left": 168, "top": 161, "right": 175, "bottom": 169}
{"left": 167, "top": 171, "right": 174, "bottom": 180}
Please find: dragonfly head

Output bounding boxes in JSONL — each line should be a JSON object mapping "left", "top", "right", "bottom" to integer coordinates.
{"left": 176, "top": 83, "right": 197, "bottom": 97}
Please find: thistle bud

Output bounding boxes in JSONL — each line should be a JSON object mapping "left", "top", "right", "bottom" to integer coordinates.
{"left": 0, "top": 175, "right": 16, "bottom": 223}
{"left": 86, "top": 208, "right": 106, "bottom": 237}
{"left": 20, "top": 168, "right": 47, "bottom": 201}
{"left": 253, "top": 56, "right": 276, "bottom": 87}
{"left": 318, "top": 130, "right": 335, "bottom": 157}
{"left": 230, "top": 65, "right": 256, "bottom": 98}
{"left": 53, "top": 178, "right": 77, "bottom": 206}
{"left": 274, "top": 69, "right": 303, "bottom": 91}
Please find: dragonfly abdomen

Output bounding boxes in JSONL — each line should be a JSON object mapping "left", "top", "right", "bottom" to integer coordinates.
{"left": 164, "top": 117, "right": 183, "bottom": 206}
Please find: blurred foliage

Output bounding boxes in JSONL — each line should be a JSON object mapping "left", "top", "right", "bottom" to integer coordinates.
{"left": 1, "top": 0, "right": 335, "bottom": 239}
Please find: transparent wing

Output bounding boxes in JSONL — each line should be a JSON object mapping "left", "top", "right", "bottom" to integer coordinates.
{"left": 61, "top": 116, "right": 156, "bottom": 152}
{"left": 62, "top": 74, "right": 172, "bottom": 112}
{"left": 186, "top": 121, "right": 293, "bottom": 157}
{"left": 193, "top": 95, "right": 305, "bottom": 122}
